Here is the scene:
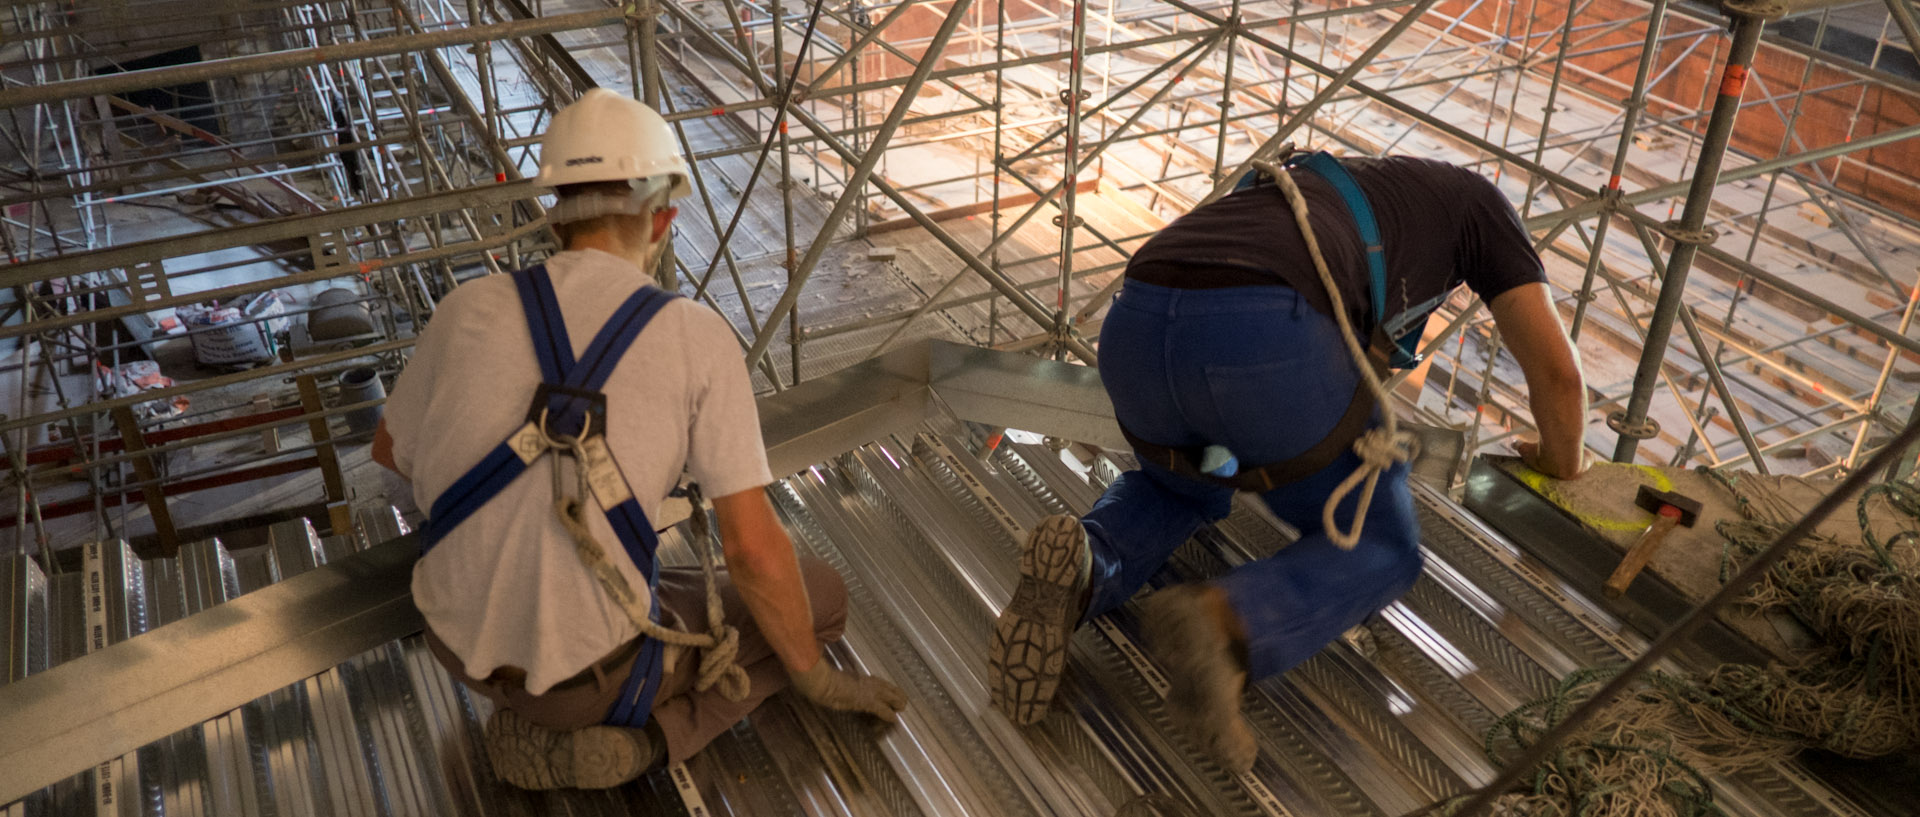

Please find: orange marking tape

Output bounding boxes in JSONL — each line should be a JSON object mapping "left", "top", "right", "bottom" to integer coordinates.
{"left": 1719, "top": 64, "right": 1749, "bottom": 98}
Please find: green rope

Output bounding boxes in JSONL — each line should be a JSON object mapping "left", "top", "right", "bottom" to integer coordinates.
{"left": 1463, "top": 470, "right": 1920, "bottom": 817}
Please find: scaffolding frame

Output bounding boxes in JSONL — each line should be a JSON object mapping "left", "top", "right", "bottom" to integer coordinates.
{"left": 3, "top": 0, "right": 1920, "bottom": 553}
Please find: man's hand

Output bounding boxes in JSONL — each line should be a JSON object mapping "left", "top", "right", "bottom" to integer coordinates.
{"left": 1515, "top": 439, "right": 1586, "bottom": 480}
{"left": 790, "top": 659, "right": 909, "bottom": 722}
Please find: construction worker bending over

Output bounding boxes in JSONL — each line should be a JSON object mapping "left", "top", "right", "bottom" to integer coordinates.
{"left": 988, "top": 152, "right": 1587, "bottom": 771}
{"left": 373, "top": 89, "right": 906, "bottom": 790}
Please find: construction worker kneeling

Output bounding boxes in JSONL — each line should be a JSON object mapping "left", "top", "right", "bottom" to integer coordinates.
{"left": 373, "top": 89, "right": 906, "bottom": 790}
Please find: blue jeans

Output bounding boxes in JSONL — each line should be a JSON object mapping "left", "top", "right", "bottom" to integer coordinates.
{"left": 1084, "top": 280, "right": 1422, "bottom": 680}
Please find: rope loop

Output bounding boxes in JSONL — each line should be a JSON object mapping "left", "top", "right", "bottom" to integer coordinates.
{"left": 537, "top": 415, "right": 751, "bottom": 703}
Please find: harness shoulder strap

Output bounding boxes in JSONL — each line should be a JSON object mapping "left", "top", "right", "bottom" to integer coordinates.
{"left": 566, "top": 285, "right": 674, "bottom": 393}
{"left": 418, "top": 274, "right": 680, "bottom": 553}
{"left": 511, "top": 265, "right": 575, "bottom": 383}
{"left": 1289, "top": 152, "right": 1387, "bottom": 329}
{"left": 1288, "top": 152, "right": 1427, "bottom": 369}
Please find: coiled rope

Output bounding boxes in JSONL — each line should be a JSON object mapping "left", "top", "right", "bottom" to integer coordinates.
{"left": 1440, "top": 470, "right": 1919, "bottom": 817}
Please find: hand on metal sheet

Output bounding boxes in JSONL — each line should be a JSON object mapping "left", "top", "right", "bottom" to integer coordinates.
{"left": 1515, "top": 439, "right": 1586, "bottom": 480}
{"left": 790, "top": 658, "right": 909, "bottom": 723}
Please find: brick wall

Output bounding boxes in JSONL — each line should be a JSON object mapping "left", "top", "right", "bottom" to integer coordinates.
{"left": 1426, "top": 0, "right": 1920, "bottom": 218}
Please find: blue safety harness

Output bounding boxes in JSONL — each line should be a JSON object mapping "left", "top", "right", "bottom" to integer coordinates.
{"left": 1120, "top": 151, "right": 1427, "bottom": 491}
{"left": 418, "top": 264, "right": 676, "bottom": 728}
{"left": 1236, "top": 150, "right": 1426, "bottom": 369}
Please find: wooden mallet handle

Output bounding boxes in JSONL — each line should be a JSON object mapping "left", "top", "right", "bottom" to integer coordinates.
{"left": 1604, "top": 505, "right": 1684, "bottom": 599}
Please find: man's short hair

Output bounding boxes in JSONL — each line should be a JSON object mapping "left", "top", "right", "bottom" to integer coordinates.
{"left": 555, "top": 180, "right": 636, "bottom": 201}
{"left": 549, "top": 180, "right": 665, "bottom": 245}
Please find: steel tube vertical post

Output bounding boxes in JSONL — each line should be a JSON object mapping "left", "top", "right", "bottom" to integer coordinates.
{"left": 1213, "top": 1, "right": 1241, "bottom": 184}
{"left": 990, "top": 0, "right": 1008, "bottom": 349}
{"left": 1617, "top": 210, "right": 1772, "bottom": 471}
{"left": 637, "top": 1, "right": 677, "bottom": 289}
{"left": 1517, "top": 0, "right": 1582, "bottom": 221}
{"left": 774, "top": 0, "right": 800, "bottom": 384}
{"left": 1052, "top": 0, "right": 1089, "bottom": 359}
{"left": 1847, "top": 278, "right": 1920, "bottom": 470}
{"left": 1885, "top": 0, "right": 1920, "bottom": 59}
{"left": 1608, "top": 1, "right": 1777, "bottom": 463}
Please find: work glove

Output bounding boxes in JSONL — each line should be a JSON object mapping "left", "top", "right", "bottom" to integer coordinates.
{"left": 790, "top": 659, "right": 909, "bottom": 722}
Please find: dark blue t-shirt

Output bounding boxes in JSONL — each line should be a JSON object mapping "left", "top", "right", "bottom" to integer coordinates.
{"left": 1126, "top": 156, "right": 1545, "bottom": 343}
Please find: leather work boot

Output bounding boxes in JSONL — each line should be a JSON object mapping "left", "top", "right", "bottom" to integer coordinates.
{"left": 1142, "top": 584, "right": 1257, "bottom": 773}
{"left": 484, "top": 708, "right": 659, "bottom": 790}
{"left": 989, "top": 513, "right": 1093, "bottom": 725}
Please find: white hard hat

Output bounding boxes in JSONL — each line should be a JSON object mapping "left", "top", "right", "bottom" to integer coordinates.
{"left": 534, "top": 88, "right": 691, "bottom": 200}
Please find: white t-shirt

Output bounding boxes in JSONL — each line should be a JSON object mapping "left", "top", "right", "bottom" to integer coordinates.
{"left": 386, "top": 249, "right": 772, "bottom": 695}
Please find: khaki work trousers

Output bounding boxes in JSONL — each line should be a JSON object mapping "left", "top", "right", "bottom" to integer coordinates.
{"left": 425, "top": 554, "right": 849, "bottom": 764}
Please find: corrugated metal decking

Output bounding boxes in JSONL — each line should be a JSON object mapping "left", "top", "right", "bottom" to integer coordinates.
{"left": 0, "top": 343, "right": 1892, "bottom": 817}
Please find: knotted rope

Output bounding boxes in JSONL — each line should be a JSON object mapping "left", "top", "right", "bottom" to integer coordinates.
{"left": 534, "top": 410, "right": 751, "bottom": 702}
{"left": 1253, "top": 158, "right": 1417, "bottom": 549}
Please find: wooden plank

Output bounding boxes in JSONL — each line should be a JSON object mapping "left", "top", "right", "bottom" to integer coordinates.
{"left": 297, "top": 375, "right": 348, "bottom": 508}
{"left": 109, "top": 406, "right": 180, "bottom": 557}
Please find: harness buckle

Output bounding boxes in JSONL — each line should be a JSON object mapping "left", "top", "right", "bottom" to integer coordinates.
{"left": 527, "top": 382, "right": 609, "bottom": 440}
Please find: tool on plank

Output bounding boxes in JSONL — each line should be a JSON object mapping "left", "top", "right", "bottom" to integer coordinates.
{"left": 1603, "top": 485, "right": 1703, "bottom": 599}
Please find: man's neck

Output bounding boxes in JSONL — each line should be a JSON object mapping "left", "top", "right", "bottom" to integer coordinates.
{"left": 565, "top": 231, "right": 651, "bottom": 271}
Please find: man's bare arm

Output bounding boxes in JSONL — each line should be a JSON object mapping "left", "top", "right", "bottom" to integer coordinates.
{"left": 1489, "top": 282, "right": 1589, "bottom": 479}
{"left": 711, "top": 487, "right": 821, "bottom": 673}
{"left": 712, "top": 486, "right": 907, "bottom": 720}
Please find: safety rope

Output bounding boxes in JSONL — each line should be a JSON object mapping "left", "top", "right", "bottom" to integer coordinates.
{"left": 1253, "top": 158, "right": 1417, "bottom": 549}
{"left": 534, "top": 410, "right": 751, "bottom": 703}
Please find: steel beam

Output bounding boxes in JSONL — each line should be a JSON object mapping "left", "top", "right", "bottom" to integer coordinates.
{"left": 0, "top": 182, "right": 532, "bottom": 290}
{"left": 0, "top": 9, "right": 625, "bottom": 110}
{"left": 0, "top": 536, "right": 423, "bottom": 804}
